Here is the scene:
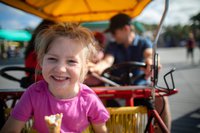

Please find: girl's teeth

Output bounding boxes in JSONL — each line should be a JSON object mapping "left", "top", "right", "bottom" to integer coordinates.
{"left": 54, "top": 76, "right": 66, "bottom": 80}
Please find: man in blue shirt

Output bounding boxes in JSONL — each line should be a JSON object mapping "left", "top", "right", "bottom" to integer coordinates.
{"left": 104, "top": 33, "right": 153, "bottom": 85}
{"left": 91, "top": 13, "right": 153, "bottom": 85}
{"left": 90, "top": 13, "right": 171, "bottom": 132}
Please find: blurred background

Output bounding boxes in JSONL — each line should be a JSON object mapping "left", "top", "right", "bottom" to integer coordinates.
{"left": 0, "top": 0, "right": 200, "bottom": 59}
{"left": 0, "top": 0, "right": 200, "bottom": 132}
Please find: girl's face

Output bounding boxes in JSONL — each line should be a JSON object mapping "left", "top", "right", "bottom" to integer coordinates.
{"left": 41, "top": 37, "right": 84, "bottom": 98}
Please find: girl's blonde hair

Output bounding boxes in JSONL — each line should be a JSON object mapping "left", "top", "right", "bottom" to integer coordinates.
{"left": 35, "top": 23, "right": 98, "bottom": 82}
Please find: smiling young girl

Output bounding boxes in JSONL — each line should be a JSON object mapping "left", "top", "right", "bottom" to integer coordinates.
{"left": 1, "top": 23, "right": 109, "bottom": 133}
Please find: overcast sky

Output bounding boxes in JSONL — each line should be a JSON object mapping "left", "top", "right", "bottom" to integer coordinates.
{"left": 135, "top": 0, "right": 200, "bottom": 25}
{"left": 0, "top": 0, "right": 199, "bottom": 30}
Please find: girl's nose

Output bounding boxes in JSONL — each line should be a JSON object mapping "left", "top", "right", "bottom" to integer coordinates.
{"left": 55, "top": 62, "right": 67, "bottom": 73}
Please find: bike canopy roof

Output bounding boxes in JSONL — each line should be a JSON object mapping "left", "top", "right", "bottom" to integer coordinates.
{"left": 0, "top": 0, "right": 152, "bottom": 22}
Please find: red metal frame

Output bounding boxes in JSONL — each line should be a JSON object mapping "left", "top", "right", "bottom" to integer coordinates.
{"left": 92, "top": 86, "right": 178, "bottom": 133}
{"left": 0, "top": 86, "right": 178, "bottom": 133}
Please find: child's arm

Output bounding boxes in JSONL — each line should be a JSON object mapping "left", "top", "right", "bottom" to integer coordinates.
{"left": 0, "top": 116, "right": 26, "bottom": 133}
{"left": 92, "top": 123, "right": 108, "bottom": 133}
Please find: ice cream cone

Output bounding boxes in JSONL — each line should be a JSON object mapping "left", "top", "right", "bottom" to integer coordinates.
{"left": 45, "top": 113, "right": 63, "bottom": 133}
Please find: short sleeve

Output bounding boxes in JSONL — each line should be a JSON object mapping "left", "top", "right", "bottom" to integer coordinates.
{"left": 143, "top": 38, "right": 153, "bottom": 49}
{"left": 87, "top": 94, "right": 110, "bottom": 124}
{"left": 11, "top": 88, "right": 33, "bottom": 121}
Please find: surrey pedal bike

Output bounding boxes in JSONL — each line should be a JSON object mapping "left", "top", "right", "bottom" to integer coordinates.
{"left": 0, "top": 0, "right": 178, "bottom": 132}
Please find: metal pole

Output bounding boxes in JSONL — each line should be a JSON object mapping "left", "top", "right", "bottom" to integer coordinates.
{"left": 153, "top": 0, "right": 169, "bottom": 48}
{"left": 152, "top": 0, "right": 169, "bottom": 101}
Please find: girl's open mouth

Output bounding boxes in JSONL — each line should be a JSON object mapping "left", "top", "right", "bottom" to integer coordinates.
{"left": 52, "top": 76, "right": 69, "bottom": 81}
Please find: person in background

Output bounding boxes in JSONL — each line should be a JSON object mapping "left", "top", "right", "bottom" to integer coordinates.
{"left": 1, "top": 23, "right": 109, "bottom": 133}
{"left": 186, "top": 32, "right": 196, "bottom": 64}
{"left": 92, "top": 31, "right": 107, "bottom": 63}
{"left": 84, "top": 31, "right": 106, "bottom": 86}
{"left": 24, "top": 20, "right": 56, "bottom": 82}
{"left": 198, "top": 40, "right": 200, "bottom": 63}
{"left": 90, "top": 13, "right": 171, "bottom": 132}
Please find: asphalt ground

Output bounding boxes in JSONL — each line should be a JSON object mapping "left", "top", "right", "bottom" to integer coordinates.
{"left": 0, "top": 47, "right": 200, "bottom": 132}
{"left": 157, "top": 47, "right": 200, "bottom": 133}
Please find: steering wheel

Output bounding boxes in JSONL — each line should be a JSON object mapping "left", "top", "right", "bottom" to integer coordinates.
{"left": 102, "top": 61, "right": 146, "bottom": 85}
{"left": 0, "top": 66, "right": 35, "bottom": 88}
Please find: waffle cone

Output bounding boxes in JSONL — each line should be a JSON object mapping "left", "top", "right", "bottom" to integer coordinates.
{"left": 45, "top": 113, "right": 63, "bottom": 133}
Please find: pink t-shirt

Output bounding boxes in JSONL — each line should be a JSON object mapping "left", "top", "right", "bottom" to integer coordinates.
{"left": 11, "top": 80, "right": 109, "bottom": 132}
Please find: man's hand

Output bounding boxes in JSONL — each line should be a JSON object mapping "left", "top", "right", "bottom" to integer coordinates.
{"left": 144, "top": 58, "right": 152, "bottom": 79}
{"left": 88, "top": 62, "right": 104, "bottom": 75}
{"left": 88, "top": 54, "right": 114, "bottom": 75}
{"left": 143, "top": 57, "right": 162, "bottom": 79}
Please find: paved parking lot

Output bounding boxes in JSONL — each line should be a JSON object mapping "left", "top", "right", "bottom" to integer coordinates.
{"left": 157, "top": 47, "right": 200, "bottom": 133}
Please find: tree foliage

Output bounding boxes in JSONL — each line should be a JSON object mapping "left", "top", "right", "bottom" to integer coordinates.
{"left": 141, "top": 12, "right": 200, "bottom": 47}
{"left": 190, "top": 12, "right": 200, "bottom": 41}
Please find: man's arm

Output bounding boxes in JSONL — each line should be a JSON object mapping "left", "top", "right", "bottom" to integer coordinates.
{"left": 89, "top": 54, "right": 114, "bottom": 75}
{"left": 143, "top": 48, "right": 161, "bottom": 78}
{"left": 143, "top": 48, "right": 153, "bottom": 78}
{"left": 144, "top": 48, "right": 153, "bottom": 60}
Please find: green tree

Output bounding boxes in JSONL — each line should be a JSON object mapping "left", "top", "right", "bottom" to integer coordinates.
{"left": 190, "top": 12, "right": 200, "bottom": 41}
